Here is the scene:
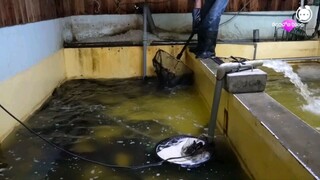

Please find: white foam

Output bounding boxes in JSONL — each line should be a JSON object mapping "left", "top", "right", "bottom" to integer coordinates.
{"left": 156, "top": 137, "right": 210, "bottom": 166}
{"left": 263, "top": 60, "right": 320, "bottom": 115}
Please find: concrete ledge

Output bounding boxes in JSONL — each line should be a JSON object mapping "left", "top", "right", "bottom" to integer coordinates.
{"left": 187, "top": 52, "right": 319, "bottom": 179}
{"left": 236, "top": 93, "right": 320, "bottom": 179}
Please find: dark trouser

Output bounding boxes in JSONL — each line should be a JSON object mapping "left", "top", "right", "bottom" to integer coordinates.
{"left": 200, "top": 0, "right": 228, "bottom": 32}
{"left": 194, "top": 0, "right": 228, "bottom": 58}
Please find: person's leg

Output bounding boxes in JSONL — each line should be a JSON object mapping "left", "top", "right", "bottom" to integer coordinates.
{"left": 189, "top": 0, "right": 216, "bottom": 56}
{"left": 189, "top": 0, "right": 203, "bottom": 53}
{"left": 192, "top": 0, "right": 202, "bottom": 29}
{"left": 196, "top": 0, "right": 228, "bottom": 59}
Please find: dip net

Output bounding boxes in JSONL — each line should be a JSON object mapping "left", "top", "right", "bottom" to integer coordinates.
{"left": 152, "top": 50, "right": 194, "bottom": 87}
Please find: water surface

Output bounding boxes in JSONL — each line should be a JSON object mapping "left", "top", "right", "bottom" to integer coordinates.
{"left": 0, "top": 78, "right": 248, "bottom": 180}
{"left": 261, "top": 61, "right": 320, "bottom": 131}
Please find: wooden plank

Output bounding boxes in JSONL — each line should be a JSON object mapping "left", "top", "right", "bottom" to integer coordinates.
{"left": 18, "top": 0, "right": 26, "bottom": 23}
{"left": 170, "top": 0, "right": 178, "bottom": 13}
{"left": 100, "top": 0, "right": 108, "bottom": 14}
{"left": 99, "top": 0, "right": 109, "bottom": 14}
{"left": 119, "top": 0, "right": 139, "bottom": 14}
{"left": 35, "top": 0, "right": 41, "bottom": 22}
{"left": 25, "top": 0, "right": 33, "bottom": 22}
{"left": 39, "top": 0, "right": 46, "bottom": 20}
{"left": 2, "top": 0, "right": 9, "bottom": 26}
{"left": 85, "top": 0, "right": 94, "bottom": 14}
{"left": 258, "top": 0, "right": 268, "bottom": 11}
{"left": 75, "top": 0, "right": 85, "bottom": 15}
{"left": 0, "top": 0, "right": 7, "bottom": 26}
{"left": 6, "top": 0, "right": 15, "bottom": 26}
{"left": 249, "top": 0, "right": 259, "bottom": 11}
{"left": 147, "top": 0, "right": 157, "bottom": 13}
{"left": 105, "top": 0, "right": 115, "bottom": 14}
{"left": 12, "top": 0, "right": 20, "bottom": 24}
{"left": 49, "top": 0, "right": 57, "bottom": 19}
{"left": 63, "top": 0, "right": 72, "bottom": 16}
{"left": 92, "top": 0, "right": 102, "bottom": 14}
{"left": 0, "top": 0, "right": 306, "bottom": 28}
{"left": 187, "top": 0, "right": 194, "bottom": 12}
{"left": 0, "top": 0, "right": 6, "bottom": 27}
{"left": 177, "top": 0, "right": 187, "bottom": 13}
{"left": 119, "top": 0, "right": 129, "bottom": 14}
{"left": 228, "top": 0, "right": 240, "bottom": 12}
{"left": 105, "top": 0, "right": 114, "bottom": 14}
{"left": 18, "top": 0, "right": 27, "bottom": 24}
{"left": 46, "top": 0, "right": 53, "bottom": 19}
{"left": 69, "top": 0, "right": 76, "bottom": 16}
{"left": 54, "top": 0, "right": 64, "bottom": 17}
{"left": 288, "top": 0, "right": 299, "bottom": 11}
{"left": 271, "top": 0, "right": 281, "bottom": 11}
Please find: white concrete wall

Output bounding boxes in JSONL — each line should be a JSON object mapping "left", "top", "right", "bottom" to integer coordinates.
{"left": 218, "top": 6, "right": 319, "bottom": 40}
{"left": 68, "top": 15, "right": 142, "bottom": 42}
{"left": 68, "top": 6, "right": 319, "bottom": 42}
{"left": 0, "top": 19, "right": 67, "bottom": 82}
{"left": 154, "top": 7, "right": 319, "bottom": 41}
{"left": 0, "top": 18, "right": 67, "bottom": 141}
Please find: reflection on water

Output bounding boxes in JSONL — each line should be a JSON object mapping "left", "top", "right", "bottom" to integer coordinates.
{"left": 0, "top": 78, "right": 248, "bottom": 179}
{"left": 261, "top": 62, "right": 320, "bottom": 130}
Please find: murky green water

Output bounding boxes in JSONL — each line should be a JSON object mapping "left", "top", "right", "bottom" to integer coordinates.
{"left": 0, "top": 78, "right": 248, "bottom": 180}
{"left": 260, "top": 62, "right": 320, "bottom": 130}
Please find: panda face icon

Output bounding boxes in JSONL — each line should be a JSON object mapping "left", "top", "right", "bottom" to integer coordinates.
{"left": 296, "top": 6, "right": 313, "bottom": 23}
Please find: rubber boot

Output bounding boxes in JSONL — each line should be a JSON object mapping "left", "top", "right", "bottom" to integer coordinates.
{"left": 196, "top": 31, "right": 218, "bottom": 59}
{"left": 189, "top": 8, "right": 202, "bottom": 54}
{"left": 189, "top": 29, "right": 215, "bottom": 55}
{"left": 189, "top": 31, "right": 206, "bottom": 54}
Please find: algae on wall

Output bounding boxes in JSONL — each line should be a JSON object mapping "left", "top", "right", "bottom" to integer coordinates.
{"left": 0, "top": 144, "right": 8, "bottom": 169}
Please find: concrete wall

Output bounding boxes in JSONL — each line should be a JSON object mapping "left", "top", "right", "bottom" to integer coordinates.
{"left": 66, "top": 6, "right": 319, "bottom": 42}
{"left": 66, "top": 15, "right": 142, "bottom": 42}
{"left": 64, "top": 45, "right": 185, "bottom": 79}
{"left": 62, "top": 41, "right": 320, "bottom": 179}
{"left": 0, "top": 19, "right": 67, "bottom": 141}
{"left": 185, "top": 41, "right": 320, "bottom": 179}
{"left": 219, "top": 6, "right": 319, "bottom": 41}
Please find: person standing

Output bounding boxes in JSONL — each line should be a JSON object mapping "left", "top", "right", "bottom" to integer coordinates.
{"left": 191, "top": 0, "right": 229, "bottom": 59}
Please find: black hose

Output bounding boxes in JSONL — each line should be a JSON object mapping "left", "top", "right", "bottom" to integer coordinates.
{"left": 0, "top": 103, "right": 193, "bottom": 170}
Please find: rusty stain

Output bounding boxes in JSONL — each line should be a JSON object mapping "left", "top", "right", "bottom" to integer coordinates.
{"left": 78, "top": 49, "right": 84, "bottom": 76}
{"left": 91, "top": 49, "right": 99, "bottom": 73}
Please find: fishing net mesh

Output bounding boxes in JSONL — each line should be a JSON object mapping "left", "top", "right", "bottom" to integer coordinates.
{"left": 152, "top": 50, "right": 193, "bottom": 87}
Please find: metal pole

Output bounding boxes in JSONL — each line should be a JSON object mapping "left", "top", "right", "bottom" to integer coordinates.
{"left": 207, "top": 79, "right": 224, "bottom": 143}
{"left": 143, "top": 4, "right": 148, "bottom": 80}
{"left": 300, "top": 0, "right": 305, "bottom": 8}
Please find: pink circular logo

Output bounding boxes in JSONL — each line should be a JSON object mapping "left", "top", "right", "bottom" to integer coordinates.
{"left": 282, "top": 19, "right": 297, "bottom": 32}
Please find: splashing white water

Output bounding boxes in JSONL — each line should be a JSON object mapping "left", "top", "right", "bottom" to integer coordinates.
{"left": 263, "top": 60, "right": 320, "bottom": 115}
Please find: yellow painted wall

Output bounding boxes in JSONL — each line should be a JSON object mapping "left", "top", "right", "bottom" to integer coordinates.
{"left": 64, "top": 46, "right": 185, "bottom": 79}
{"left": 255, "top": 40, "right": 320, "bottom": 59}
{"left": 216, "top": 43, "right": 255, "bottom": 59}
{"left": 187, "top": 56, "right": 314, "bottom": 179}
{"left": 227, "top": 95, "right": 313, "bottom": 179}
{"left": 0, "top": 40, "right": 318, "bottom": 178}
{"left": 0, "top": 50, "right": 66, "bottom": 141}
{"left": 186, "top": 41, "right": 319, "bottom": 179}
{"left": 318, "top": 40, "right": 320, "bottom": 56}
